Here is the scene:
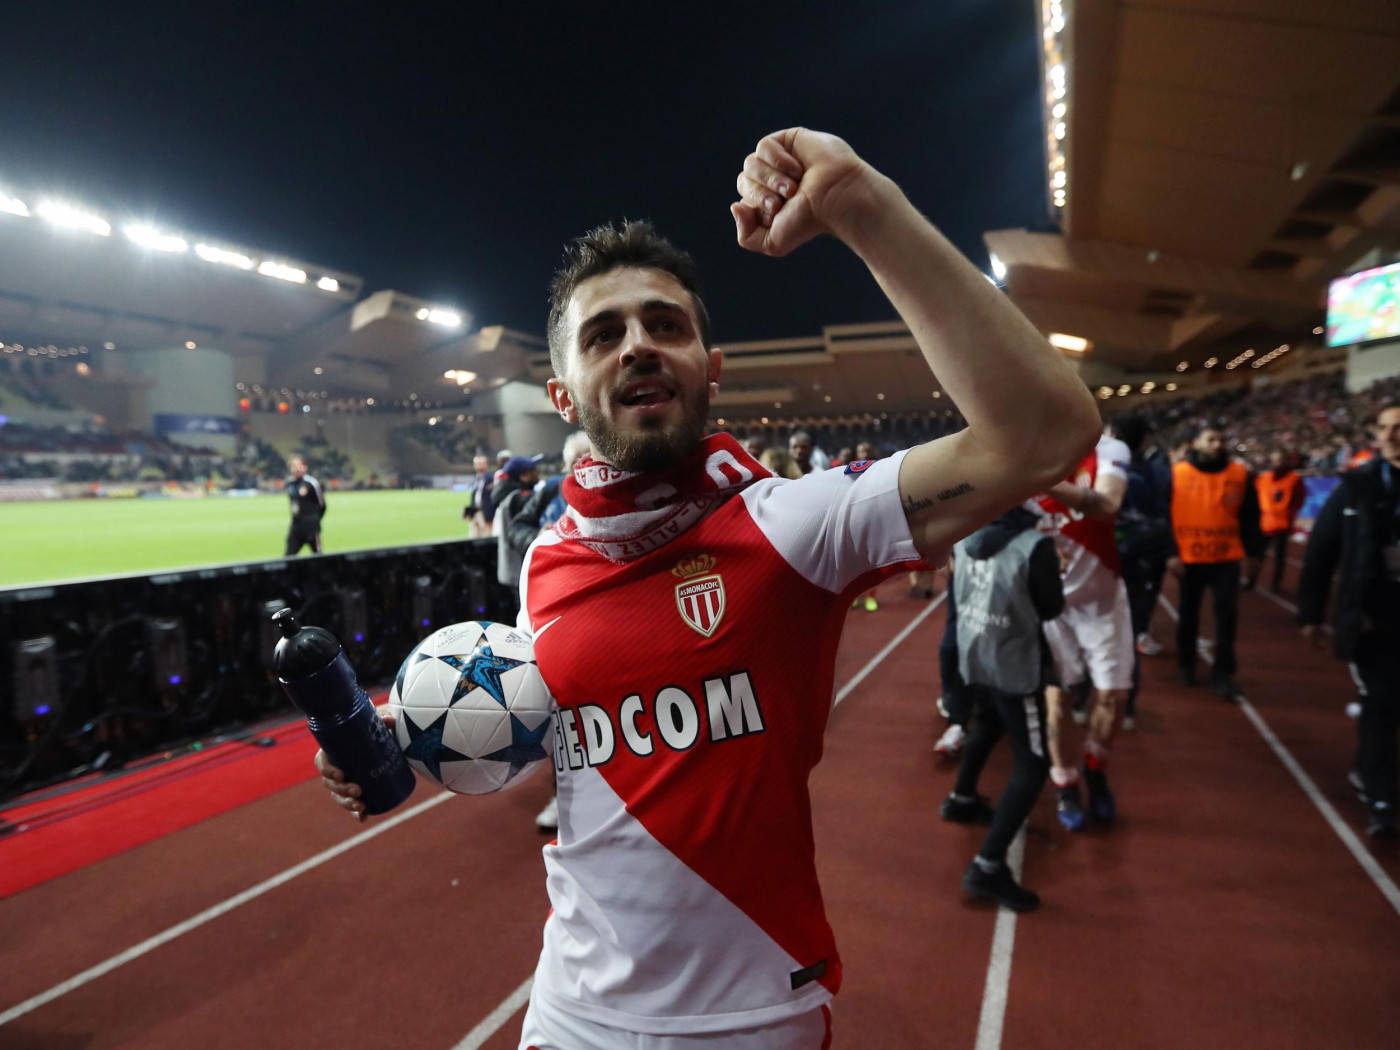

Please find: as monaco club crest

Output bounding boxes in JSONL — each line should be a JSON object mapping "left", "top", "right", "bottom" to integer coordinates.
{"left": 673, "top": 554, "right": 726, "bottom": 638}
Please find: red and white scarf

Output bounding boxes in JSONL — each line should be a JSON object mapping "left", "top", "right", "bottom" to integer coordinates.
{"left": 555, "top": 433, "right": 771, "bottom": 562}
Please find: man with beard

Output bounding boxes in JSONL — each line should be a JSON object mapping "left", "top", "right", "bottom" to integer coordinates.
{"left": 317, "top": 127, "right": 1098, "bottom": 1048}
{"left": 1167, "top": 424, "right": 1264, "bottom": 699}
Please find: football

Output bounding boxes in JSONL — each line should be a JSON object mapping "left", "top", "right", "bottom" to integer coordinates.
{"left": 387, "top": 621, "right": 554, "bottom": 795}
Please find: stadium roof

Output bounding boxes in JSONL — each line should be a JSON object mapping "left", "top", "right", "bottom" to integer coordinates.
{"left": 987, "top": 0, "right": 1400, "bottom": 373}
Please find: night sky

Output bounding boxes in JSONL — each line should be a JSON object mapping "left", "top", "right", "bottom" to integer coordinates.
{"left": 4, "top": 1, "right": 1051, "bottom": 342}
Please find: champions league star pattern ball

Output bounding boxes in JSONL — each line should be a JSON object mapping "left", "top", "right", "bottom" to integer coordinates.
{"left": 388, "top": 621, "right": 553, "bottom": 795}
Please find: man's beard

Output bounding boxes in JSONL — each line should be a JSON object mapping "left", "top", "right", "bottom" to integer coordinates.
{"left": 573, "top": 378, "right": 710, "bottom": 473}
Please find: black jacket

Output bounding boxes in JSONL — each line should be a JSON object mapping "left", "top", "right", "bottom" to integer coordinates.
{"left": 1297, "top": 458, "right": 1400, "bottom": 660}
{"left": 493, "top": 476, "right": 561, "bottom": 559}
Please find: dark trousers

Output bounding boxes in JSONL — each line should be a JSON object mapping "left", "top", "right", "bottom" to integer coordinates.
{"left": 1263, "top": 531, "right": 1290, "bottom": 593}
{"left": 954, "top": 686, "right": 1050, "bottom": 864}
{"left": 939, "top": 584, "right": 970, "bottom": 725}
{"left": 285, "top": 518, "right": 322, "bottom": 556}
{"left": 1353, "top": 631, "right": 1400, "bottom": 812}
{"left": 1122, "top": 553, "right": 1165, "bottom": 638}
{"left": 1177, "top": 560, "right": 1240, "bottom": 679}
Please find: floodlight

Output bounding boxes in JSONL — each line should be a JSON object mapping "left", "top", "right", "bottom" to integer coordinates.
{"left": 0, "top": 191, "right": 29, "bottom": 217}
{"left": 257, "top": 260, "right": 308, "bottom": 284}
{"left": 195, "top": 243, "right": 255, "bottom": 270}
{"left": 316, "top": 276, "right": 340, "bottom": 292}
{"left": 1048, "top": 333, "right": 1089, "bottom": 353}
{"left": 424, "top": 308, "right": 463, "bottom": 327}
{"left": 124, "top": 224, "right": 188, "bottom": 253}
{"left": 989, "top": 253, "right": 1007, "bottom": 281}
{"left": 36, "top": 200, "right": 111, "bottom": 236}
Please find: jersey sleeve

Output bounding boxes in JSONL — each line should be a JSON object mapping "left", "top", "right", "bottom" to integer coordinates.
{"left": 739, "top": 450, "right": 920, "bottom": 594}
{"left": 1097, "top": 437, "right": 1131, "bottom": 483}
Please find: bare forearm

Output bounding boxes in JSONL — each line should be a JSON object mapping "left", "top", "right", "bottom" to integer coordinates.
{"left": 831, "top": 174, "right": 1098, "bottom": 476}
{"left": 1046, "top": 481, "right": 1116, "bottom": 521}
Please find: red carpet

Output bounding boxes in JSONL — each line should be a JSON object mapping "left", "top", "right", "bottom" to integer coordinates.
{"left": 0, "top": 703, "right": 381, "bottom": 898}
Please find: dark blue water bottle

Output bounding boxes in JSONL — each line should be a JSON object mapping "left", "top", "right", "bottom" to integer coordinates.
{"left": 272, "top": 608, "right": 416, "bottom": 815}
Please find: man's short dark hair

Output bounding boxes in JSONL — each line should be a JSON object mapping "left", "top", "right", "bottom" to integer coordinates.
{"left": 547, "top": 220, "right": 712, "bottom": 377}
{"left": 1109, "top": 414, "right": 1149, "bottom": 454}
{"left": 1378, "top": 399, "right": 1400, "bottom": 420}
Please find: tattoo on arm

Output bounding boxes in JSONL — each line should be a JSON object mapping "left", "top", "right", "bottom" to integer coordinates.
{"left": 903, "top": 481, "right": 975, "bottom": 517}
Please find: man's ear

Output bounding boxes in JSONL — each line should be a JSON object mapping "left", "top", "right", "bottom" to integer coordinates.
{"left": 707, "top": 346, "right": 723, "bottom": 395}
{"left": 547, "top": 377, "right": 578, "bottom": 423}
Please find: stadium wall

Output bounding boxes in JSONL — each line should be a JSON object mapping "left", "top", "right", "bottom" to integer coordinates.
{"left": 1346, "top": 338, "right": 1400, "bottom": 392}
{"left": 124, "top": 347, "right": 237, "bottom": 452}
{"left": 248, "top": 411, "right": 399, "bottom": 480}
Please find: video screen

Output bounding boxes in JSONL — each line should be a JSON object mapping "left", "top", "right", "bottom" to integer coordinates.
{"left": 1326, "top": 260, "right": 1400, "bottom": 347}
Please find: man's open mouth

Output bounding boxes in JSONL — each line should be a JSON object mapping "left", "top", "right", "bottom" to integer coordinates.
{"left": 617, "top": 380, "right": 676, "bottom": 408}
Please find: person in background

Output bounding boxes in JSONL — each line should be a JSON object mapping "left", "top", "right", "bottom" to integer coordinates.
{"left": 1167, "top": 425, "right": 1264, "bottom": 699}
{"left": 1111, "top": 414, "right": 1173, "bottom": 728}
{"left": 788, "top": 430, "right": 816, "bottom": 475}
{"left": 1298, "top": 401, "right": 1400, "bottom": 839}
{"left": 1256, "top": 449, "right": 1305, "bottom": 595}
{"left": 493, "top": 455, "right": 543, "bottom": 623}
{"left": 284, "top": 455, "right": 326, "bottom": 555}
{"left": 464, "top": 452, "right": 496, "bottom": 538}
{"left": 832, "top": 445, "right": 854, "bottom": 468}
{"left": 760, "top": 445, "right": 803, "bottom": 480}
{"left": 940, "top": 504, "right": 1063, "bottom": 912}
{"left": 934, "top": 551, "right": 969, "bottom": 757}
{"left": 541, "top": 432, "right": 593, "bottom": 531}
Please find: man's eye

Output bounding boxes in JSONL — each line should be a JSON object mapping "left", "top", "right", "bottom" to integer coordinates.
{"left": 586, "top": 329, "right": 617, "bottom": 348}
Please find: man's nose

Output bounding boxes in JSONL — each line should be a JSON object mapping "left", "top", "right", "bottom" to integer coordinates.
{"left": 618, "top": 321, "right": 660, "bottom": 366}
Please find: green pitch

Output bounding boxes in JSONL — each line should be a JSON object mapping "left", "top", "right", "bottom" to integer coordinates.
{"left": 2, "top": 490, "right": 476, "bottom": 587}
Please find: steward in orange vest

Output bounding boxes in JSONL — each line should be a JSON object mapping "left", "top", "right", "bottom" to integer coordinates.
{"left": 1167, "top": 426, "right": 1264, "bottom": 698}
{"left": 1256, "top": 451, "right": 1305, "bottom": 593}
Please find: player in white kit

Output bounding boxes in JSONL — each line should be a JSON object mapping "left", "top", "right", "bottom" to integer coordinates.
{"left": 1035, "top": 431, "right": 1133, "bottom": 829}
{"left": 317, "top": 127, "right": 1101, "bottom": 1048}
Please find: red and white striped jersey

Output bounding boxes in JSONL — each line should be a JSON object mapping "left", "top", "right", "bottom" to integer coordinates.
{"left": 1036, "top": 434, "right": 1130, "bottom": 600}
{"left": 517, "top": 452, "right": 918, "bottom": 1034}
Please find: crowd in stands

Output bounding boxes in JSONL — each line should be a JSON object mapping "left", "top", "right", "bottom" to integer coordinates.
{"left": 1, "top": 375, "right": 73, "bottom": 412}
{"left": 1119, "top": 371, "right": 1400, "bottom": 472}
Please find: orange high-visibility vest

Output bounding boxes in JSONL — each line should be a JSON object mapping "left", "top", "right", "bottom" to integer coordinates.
{"left": 1172, "top": 460, "right": 1249, "bottom": 563}
{"left": 1256, "top": 470, "right": 1301, "bottom": 536}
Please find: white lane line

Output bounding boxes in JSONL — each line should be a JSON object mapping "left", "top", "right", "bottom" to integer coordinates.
{"left": 973, "top": 828, "right": 1026, "bottom": 1050}
{"left": 1157, "top": 594, "right": 1400, "bottom": 916}
{"left": 453, "top": 593, "right": 950, "bottom": 1050}
{"left": 450, "top": 977, "right": 534, "bottom": 1050}
{"left": 0, "top": 790, "right": 455, "bottom": 1027}
{"left": 834, "top": 594, "right": 945, "bottom": 708}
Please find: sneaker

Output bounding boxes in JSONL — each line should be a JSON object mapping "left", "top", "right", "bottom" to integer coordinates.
{"left": 1366, "top": 805, "right": 1398, "bottom": 840}
{"left": 1177, "top": 667, "right": 1198, "bottom": 688}
{"left": 940, "top": 792, "right": 995, "bottom": 824}
{"left": 1348, "top": 769, "right": 1370, "bottom": 807}
{"left": 1056, "top": 785, "right": 1085, "bottom": 831}
{"left": 1123, "top": 715, "right": 1137, "bottom": 731}
{"left": 1345, "top": 699, "right": 1363, "bottom": 720}
{"left": 863, "top": 595, "right": 879, "bottom": 613}
{"left": 535, "top": 795, "right": 559, "bottom": 832}
{"left": 1211, "top": 677, "right": 1244, "bottom": 701}
{"left": 934, "top": 723, "right": 966, "bottom": 757}
{"left": 1084, "top": 767, "right": 1116, "bottom": 823}
{"left": 1070, "top": 704, "right": 1088, "bottom": 727}
{"left": 962, "top": 860, "right": 1040, "bottom": 912}
{"left": 1135, "top": 632, "right": 1163, "bottom": 656}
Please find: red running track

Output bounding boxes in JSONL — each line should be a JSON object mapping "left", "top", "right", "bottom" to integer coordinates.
{"left": 1, "top": 570, "right": 1397, "bottom": 1049}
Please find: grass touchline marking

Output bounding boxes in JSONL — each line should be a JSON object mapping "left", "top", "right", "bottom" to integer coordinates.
{"left": 973, "top": 828, "right": 1026, "bottom": 1050}
{"left": 1157, "top": 594, "right": 1400, "bottom": 917}
{"left": 0, "top": 791, "right": 455, "bottom": 1027}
